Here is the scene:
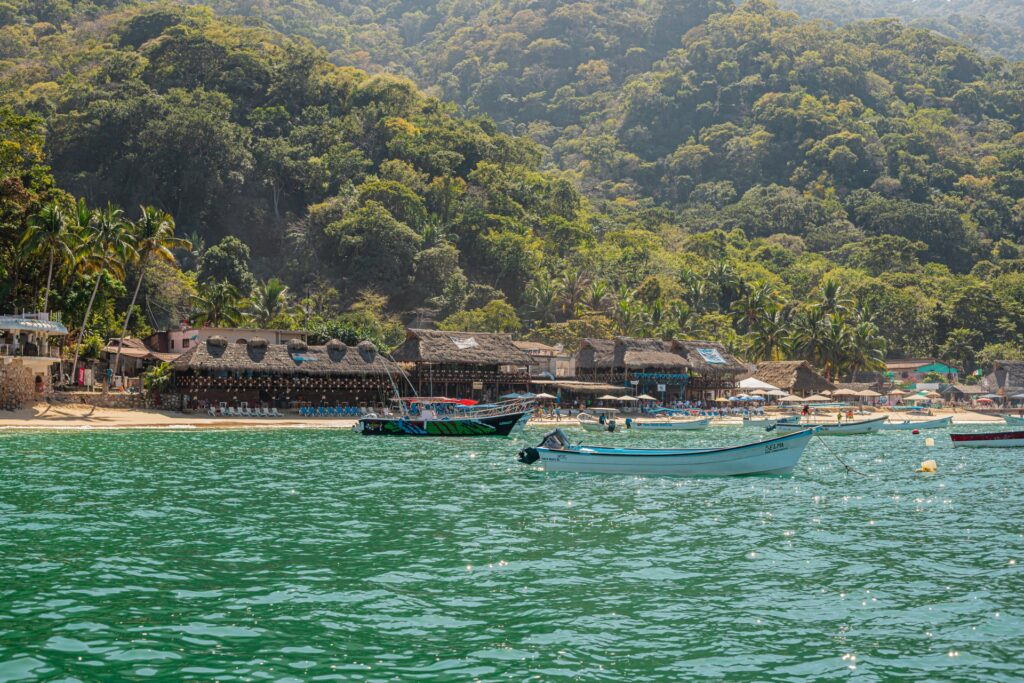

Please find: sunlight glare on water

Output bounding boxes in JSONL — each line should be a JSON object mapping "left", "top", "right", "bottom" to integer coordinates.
{"left": 0, "top": 426, "right": 1021, "bottom": 680}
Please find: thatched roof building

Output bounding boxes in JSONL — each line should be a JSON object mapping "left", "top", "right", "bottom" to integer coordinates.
{"left": 574, "top": 337, "right": 745, "bottom": 399}
{"left": 612, "top": 337, "right": 689, "bottom": 370}
{"left": 672, "top": 340, "right": 747, "bottom": 375}
{"left": 750, "top": 360, "right": 836, "bottom": 395}
{"left": 174, "top": 336, "right": 395, "bottom": 375}
{"left": 576, "top": 338, "right": 615, "bottom": 371}
{"left": 981, "top": 360, "right": 1024, "bottom": 396}
{"left": 390, "top": 329, "right": 531, "bottom": 366}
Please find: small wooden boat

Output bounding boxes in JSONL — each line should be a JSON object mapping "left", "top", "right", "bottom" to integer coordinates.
{"left": 628, "top": 417, "right": 711, "bottom": 431}
{"left": 772, "top": 414, "right": 887, "bottom": 435}
{"left": 743, "top": 414, "right": 800, "bottom": 428}
{"left": 950, "top": 430, "right": 1024, "bottom": 448}
{"left": 878, "top": 415, "right": 952, "bottom": 431}
{"left": 1003, "top": 415, "right": 1024, "bottom": 426}
{"left": 517, "top": 428, "right": 814, "bottom": 476}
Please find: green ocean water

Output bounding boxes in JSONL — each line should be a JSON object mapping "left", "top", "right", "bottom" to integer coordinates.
{"left": 0, "top": 426, "right": 1021, "bottom": 681}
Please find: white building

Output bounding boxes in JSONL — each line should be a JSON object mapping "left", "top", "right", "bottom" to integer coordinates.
{"left": 0, "top": 312, "right": 68, "bottom": 404}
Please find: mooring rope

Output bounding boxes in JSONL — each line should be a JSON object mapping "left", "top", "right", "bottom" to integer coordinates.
{"left": 813, "top": 432, "right": 867, "bottom": 477}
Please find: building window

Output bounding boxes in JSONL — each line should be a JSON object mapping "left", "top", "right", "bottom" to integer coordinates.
{"left": 170, "top": 340, "right": 175, "bottom": 350}
{"left": 182, "top": 338, "right": 190, "bottom": 348}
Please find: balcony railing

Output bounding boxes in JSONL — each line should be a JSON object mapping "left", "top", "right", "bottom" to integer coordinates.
{"left": 0, "top": 344, "right": 61, "bottom": 358}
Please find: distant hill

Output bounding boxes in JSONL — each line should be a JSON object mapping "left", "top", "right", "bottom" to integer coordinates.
{"left": 774, "top": 0, "right": 1024, "bottom": 61}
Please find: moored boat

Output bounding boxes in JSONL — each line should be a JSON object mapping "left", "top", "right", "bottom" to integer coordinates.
{"left": 629, "top": 417, "right": 711, "bottom": 431}
{"left": 878, "top": 415, "right": 953, "bottom": 431}
{"left": 743, "top": 414, "right": 801, "bottom": 428}
{"left": 772, "top": 414, "right": 887, "bottom": 435}
{"left": 577, "top": 408, "right": 624, "bottom": 433}
{"left": 517, "top": 428, "right": 814, "bottom": 476}
{"left": 1003, "top": 415, "right": 1024, "bottom": 426}
{"left": 356, "top": 397, "right": 533, "bottom": 436}
{"left": 950, "top": 430, "right": 1024, "bottom": 448}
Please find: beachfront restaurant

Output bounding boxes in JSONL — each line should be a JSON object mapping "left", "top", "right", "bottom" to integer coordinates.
{"left": 748, "top": 360, "right": 836, "bottom": 397}
{"left": 575, "top": 337, "right": 745, "bottom": 401}
{"left": 0, "top": 313, "right": 68, "bottom": 407}
{"left": 172, "top": 336, "right": 398, "bottom": 410}
{"left": 389, "top": 329, "right": 532, "bottom": 401}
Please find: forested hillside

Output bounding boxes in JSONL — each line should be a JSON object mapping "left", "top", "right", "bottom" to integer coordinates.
{"left": 774, "top": 0, "right": 1024, "bottom": 61}
{"left": 1, "top": 1, "right": 1023, "bottom": 376}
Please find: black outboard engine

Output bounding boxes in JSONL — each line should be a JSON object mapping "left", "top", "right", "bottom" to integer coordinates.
{"left": 518, "top": 429, "right": 571, "bottom": 464}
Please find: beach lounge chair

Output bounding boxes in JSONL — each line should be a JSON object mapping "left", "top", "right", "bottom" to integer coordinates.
{"left": 208, "top": 406, "right": 217, "bottom": 416}
{"left": 258, "top": 407, "right": 268, "bottom": 417}
{"left": 270, "top": 407, "right": 281, "bottom": 417}
{"left": 239, "top": 406, "right": 249, "bottom": 417}
{"left": 225, "top": 407, "right": 235, "bottom": 417}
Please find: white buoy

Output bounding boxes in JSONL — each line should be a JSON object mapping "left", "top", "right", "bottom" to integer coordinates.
{"left": 925, "top": 437, "right": 935, "bottom": 447}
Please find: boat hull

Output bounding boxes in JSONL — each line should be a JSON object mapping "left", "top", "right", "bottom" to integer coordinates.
{"left": 743, "top": 415, "right": 800, "bottom": 428}
{"left": 774, "top": 415, "right": 887, "bottom": 435}
{"left": 523, "top": 429, "right": 813, "bottom": 476}
{"left": 878, "top": 416, "right": 952, "bottom": 431}
{"left": 630, "top": 417, "right": 710, "bottom": 431}
{"left": 1003, "top": 415, "right": 1024, "bottom": 426}
{"left": 951, "top": 431, "right": 1024, "bottom": 448}
{"left": 357, "top": 411, "right": 530, "bottom": 436}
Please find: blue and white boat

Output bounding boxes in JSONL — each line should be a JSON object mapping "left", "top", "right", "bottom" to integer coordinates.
{"left": 517, "top": 428, "right": 814, "bottom": 476}
{"left": 1003, "top": 415, "right": 1024, "bottom": 426}
{"left": 743, "top": 414, "right": 801, "bottom": 428}
{"left": 629, "top": 417, "right": 711, "bottom": 431}
{"left": 771, "top": 414, "right": 887, "bottom": 435}
{"left": 878, "top": 415, "right": 952, "bottom": 431}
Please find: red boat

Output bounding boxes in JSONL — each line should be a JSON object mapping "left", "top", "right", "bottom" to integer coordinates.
{"left": 950, "top": 431, "right": 1024, "bottom": 448}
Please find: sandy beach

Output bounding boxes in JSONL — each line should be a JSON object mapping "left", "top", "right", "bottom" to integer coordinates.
{"left": 0, "top": 402, "right": 1008, "bottom": 430}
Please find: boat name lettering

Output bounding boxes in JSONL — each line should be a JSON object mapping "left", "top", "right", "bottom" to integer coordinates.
{"left": 764, "top": 442, "right": 785, "bottom": 454}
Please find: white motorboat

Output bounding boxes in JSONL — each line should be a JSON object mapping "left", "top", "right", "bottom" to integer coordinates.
{"left": 629, "top": 417, "right": 711, "bottom": 431}
{"left": 742, "top": 414, "right": 801, "bottom": 428}
{"left": 577, "top": 408, "right": 624, "bottom": 433}
{"left": 517, "top": 428, "right": 814, "bottom": 476}
{"left": 878, "top": 415, "right": 952, "bottom": 431}
{"left": 1003, "top": 415, "right": 1024, "bottom": 426}
{"left": 772, "top": 414, "right": 888, "bottom": 435}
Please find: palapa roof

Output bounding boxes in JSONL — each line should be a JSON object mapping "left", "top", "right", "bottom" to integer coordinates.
{"left": 173, "top": 336, "right": 396, "bottom": 376}
{"left": 940, "top": 383, "right": 985, "bottom": 396}
{"left": 390, "top": 329, "right": 531, "bottom": 365}
{"left": 575, "top": 338, "right": 616, "bottom": 370}
{"left": 671, "top": 340, "right": 747, "bottom": 374}
{"left": 613, "top": 337, "right": 689, "bottom": 370}
{"left": 103, "top": 337, "right": 180, "bottom": 363}
{"left": 751, "top": 360, "right": 836, "bottom": 394}
{"left": 983, "top": 360, "right": 1024, "bottom": 393}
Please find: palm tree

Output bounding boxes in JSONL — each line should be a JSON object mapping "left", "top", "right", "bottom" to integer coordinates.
{"left": 111, "top": 207, "right": 190, "bottom": 381}
{"left": 525, "top": 278, "right": 561, "bottom": 325}
{"left": 246, "top": 277, "right": 292, "bottom": 327}
{"left": 818, "top": 280, "right": 853, "bottom": 315}
{"left": 68, "top": 203, "right": 135, "bottom": 386}
{"left": 191, "top": 280, "right": 243, "bottom": 327}
{"left": 557, "top": 268, "right": 590, "bottom": 319}
{"left": 20, "top": 201, "right": 76, "bottom": 314}
{"left": 729, "top": 282, "right": 776, "bottom": 334}
{"left": 844, "top": 320, "right": 887, "bottom": 380}
{"left": 748, "top": 307, "right": 788, "bottom": 362}
{"left": 581, "top": 279, "right": 612, "bottom": 315}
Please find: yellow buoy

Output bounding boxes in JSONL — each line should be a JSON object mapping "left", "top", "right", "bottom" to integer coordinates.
{"left": 924, "top": 437, "right": 935, "bottom": 447}
{"left": 917, "top": 459, "right": 937, "bottom": 473}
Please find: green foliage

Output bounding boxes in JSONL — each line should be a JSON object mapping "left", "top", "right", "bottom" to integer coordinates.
{"left": 438, "top": 300, "right": 522, "bottom": 334}
{"left": 143, "top": 361, "right": 174, "bottom": 394}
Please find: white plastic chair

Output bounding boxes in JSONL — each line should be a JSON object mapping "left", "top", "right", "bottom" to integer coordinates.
{"left": 270, "top": 407, "right": 281, "bottom": 417}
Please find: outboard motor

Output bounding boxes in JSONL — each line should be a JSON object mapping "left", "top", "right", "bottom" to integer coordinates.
{"left": 518, "top": 429, "right": 570, "bottom": 464}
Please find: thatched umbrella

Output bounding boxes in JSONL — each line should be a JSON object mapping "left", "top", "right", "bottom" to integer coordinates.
{"left": 636, "top": 394, "right": 658, "bottom": 401}
{"left": 857, "top": 389, "right": 882, "bottom": 398}
{"left": 805, "top": 394, "right": 830, "bottom": 402}
{"left": 888, "top": 389, "right": 908, "bottom": 396}
{"left": 779, "top": 394, "right": 804, "bottom": 403}
{"left": 534, "top": 392, "right": 557, "bottom": 400}
{"left": 831, "top": 388, "right": 859, "bottom": 397}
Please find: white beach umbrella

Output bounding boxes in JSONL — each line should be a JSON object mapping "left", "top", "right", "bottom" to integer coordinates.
{"left": 856, "top": 389, "right": 882, "bottom": 398}
{"left": 804, "top": 394, "right": 830, "bottom": 402}
{"left": 738, "top": 377, "right": 779, "bottom": 391}
{"left": 831, "top": 388, "right": 859, "bottom": 397}
{"left": 636, "top": 394, "right": 658, "bottom": 401}
{"left": 767, "top": 389, "right": 788, "bottom": 397}
{"left": 615, "top": 395, "right": 639, "bottom": 401}
{"left": 779, "top": 394, "right": 805, "bottom": 403}
{"left": 534, "top": 392, "right": 557, "bottom": 399}
{"left": 597, "top": 394, "right": 620, "bottom": 401}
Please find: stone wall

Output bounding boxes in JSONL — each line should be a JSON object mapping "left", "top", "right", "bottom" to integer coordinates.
{"left": 0, "top": 360, "right": 36, "bottom": 410}
{"left": 48, "top": 390, "right": 184, "bottom": 411}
